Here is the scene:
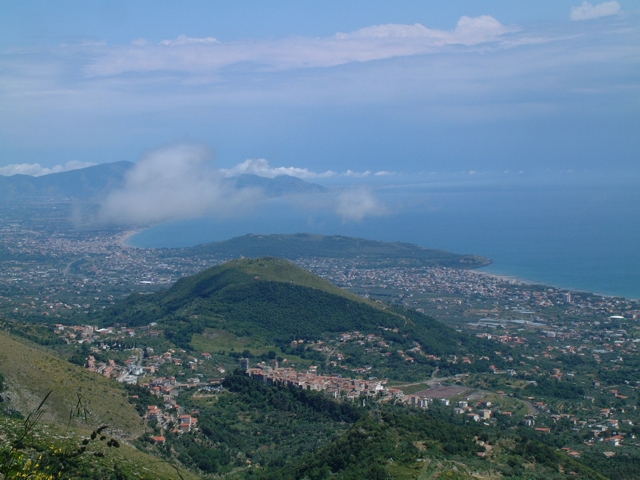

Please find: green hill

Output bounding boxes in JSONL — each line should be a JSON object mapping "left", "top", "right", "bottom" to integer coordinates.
{"left": 186, "top": 233, "right": 491, "bottom": 268}
{"left": 99, "top": 258, "right": 492, "bottom": 362}
{"left": 0, "top": 416, "right": 199, "bottom": 480}
{"left": 252, "top": 403, "right": 607, "bottom": 480}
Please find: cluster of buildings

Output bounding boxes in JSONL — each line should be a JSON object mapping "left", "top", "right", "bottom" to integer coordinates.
{"left": 245, "top": 360, "right": 437, "bottom": 409}
{"left": 297, "top": 259, "right": 640, "bottom": 324}
{"left": 247, "top": 362, "right": 386, "bottom": 401}
{"left": 453, "top": 399, "right": 496, "bottom": 422}
{"left": 146, "top": 403, "right": 198, "bottom": 434}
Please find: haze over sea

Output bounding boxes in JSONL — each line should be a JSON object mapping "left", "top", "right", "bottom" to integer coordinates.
{"left": 129, "top": 180, "right": 640, "bottom": 301}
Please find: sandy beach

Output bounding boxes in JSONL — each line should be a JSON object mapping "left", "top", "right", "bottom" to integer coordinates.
{"left": 117, "top": 228, "right": 146, "bottom": 248}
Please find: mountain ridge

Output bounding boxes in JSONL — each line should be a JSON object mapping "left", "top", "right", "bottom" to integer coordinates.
{"left": 0, "top": 162, "right": 327, "bottom": 201}
{"left": 0, "top": 161, "right": 134, "bottom": 200}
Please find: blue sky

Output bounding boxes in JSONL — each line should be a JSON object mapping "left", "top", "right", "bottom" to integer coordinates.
{"left": 1, "top": 1, "right": 639, "bottom": 182}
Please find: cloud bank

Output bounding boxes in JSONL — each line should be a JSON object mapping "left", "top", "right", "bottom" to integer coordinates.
{"left": 99, "top": 145, "right": 261, "bottom": 224}
{"left": 571, "top": 1, "right": 621, "bottom": 21}
{"left": 335, "top": 188, "right": 389, "bottom": 222}
{"left": 98, "top": 145, "right": 388, "bottom": 225}
{"left": 220, "top": 159, "right": 384, "bottom": 180}
{"left": 220, "top": 159, "right": 336, "bottom": 179}
{"left": 83, "top": 15, "right": 516, "bottom": 77}
{"left": 0, "top": 161, "right": 96, "bottom": 177}
{"left": 2, "top": 11, "right": 637, "bottom": 178}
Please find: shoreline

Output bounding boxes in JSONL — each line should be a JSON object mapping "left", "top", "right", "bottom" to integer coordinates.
{"left": 117, "top": 228, "right": 147, "bottom": 248}
{"left": 472, "top": 267, "right": 637, "bottom": 301}
{"left": 118, "top": 227, "right": 639, "bottom": 302}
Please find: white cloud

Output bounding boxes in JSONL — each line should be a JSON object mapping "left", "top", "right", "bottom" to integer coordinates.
{"left": 453, "top": 15, "right": 516, "bottom": 45}
{"left": 334, "top": 188, "right": 388, "bottom": 222}
{"left": 220, "top": 158, "right": 336, "bottom": 179}
{"left": 336, "top": 15, "right": 514, "bottom": 46}
{"left": 83, "top": 15, "right": 515, "bottom": 77}
{"left": 0, "top": 161, "right": 96, "bottom": 177}
{"left": 158, "top": 35, "right": 219, "bottom": 46}
{"left": 343, "top": 15, "right": 506, "bottom": 45}
{"left": 219, "top": 158, "right": 374, "bottom": 180}
{"left": 99, "top": 144, "right": 262, "bottom": 225}
{"left": 342, "top": 170, "right": 372, "bottom": 177}
{"left": 571, "top": 1, "right": 621, "bottom": 21}
{"left": 97, "top": 147, "right": 389, "bottom": 225}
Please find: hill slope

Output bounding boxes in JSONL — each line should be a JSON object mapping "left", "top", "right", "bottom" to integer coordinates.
{"left": 0, "top": 330, "right": 143, "bottom": 436}
{"left": 99, "top": 258, "right": 489, "bottom": 359}
{"left": 187, "top": 233, "right": 490, "bottom": 268}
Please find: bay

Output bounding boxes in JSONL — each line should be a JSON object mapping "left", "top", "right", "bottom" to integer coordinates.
{"left": 129, "top": 183, "right": 640, "bottom": 300}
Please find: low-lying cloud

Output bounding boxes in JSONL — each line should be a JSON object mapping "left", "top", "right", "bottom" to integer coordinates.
{"left": 0, "top": 161, "right": 96, "bottom": 177}
{"left": 335, "top": 188, "right": 389, "bottom": 222}
{"left": 571, "top": 1, "right": 621, "bottom": 21}
{"left": 99, "top": 145, "right": 261, "bottom": 225}
{"left": 220, "top": 159, "right": 336, "bottom": 179}
{"left": 220, "top": 158, "right": 385, "bottom": 180}
{"left": 98, "top": 145, "right": 388, "bottom": 225}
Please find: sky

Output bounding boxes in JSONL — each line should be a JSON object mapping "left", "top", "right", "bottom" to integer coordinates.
{"left": 1, "top": 0, "right": 639, "bottom": 184}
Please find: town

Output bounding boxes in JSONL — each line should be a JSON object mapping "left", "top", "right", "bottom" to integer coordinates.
{"left": 32, "top": 317, "right": 637, "bottom": 456}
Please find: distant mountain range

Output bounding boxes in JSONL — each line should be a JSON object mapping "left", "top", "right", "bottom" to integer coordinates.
{"left": 0, "top": 161, "right": 326, "bottom": 201}
{"left": 0, "top": 161, "right": 133, "bottom": 200}
{"left": 222, "top": 173, "right": 327, "bottom": 196}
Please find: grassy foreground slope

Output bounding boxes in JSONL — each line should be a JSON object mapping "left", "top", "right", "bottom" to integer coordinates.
{"left": 186, "top": 233, "right": 491, "bottom": 268}
{"left": 0, "top": 330, "right": 143, "bottom": 436}
{"left": 0, "top": 417, "right": 199, "bottom": 480}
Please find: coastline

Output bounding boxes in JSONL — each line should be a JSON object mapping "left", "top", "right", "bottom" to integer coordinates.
{"left": 120, "top": 225, "right": 639, "bottom": 301}
{"left": 473, "top": 266, "right": 637, "bottom": 301}
{"left": 117, "top": 228, "right": 147, "bottom": 248}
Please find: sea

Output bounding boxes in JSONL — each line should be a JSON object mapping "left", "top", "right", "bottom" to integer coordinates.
{"left": 129, "top": 181, "right": 640, "bottom": 300}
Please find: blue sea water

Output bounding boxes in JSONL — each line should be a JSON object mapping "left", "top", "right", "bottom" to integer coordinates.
{"left": 129, "top": 183, "right": 640, "bottom": 300}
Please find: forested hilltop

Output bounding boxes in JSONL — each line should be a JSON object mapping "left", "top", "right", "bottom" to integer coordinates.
{"left": 97, "top": 257, "right": 499, "bottom": 377}
{"left": 184, "top": 233, "right": 491, "bottom": 268}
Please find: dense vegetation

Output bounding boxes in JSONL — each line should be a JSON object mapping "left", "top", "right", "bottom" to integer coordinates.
{"left": 136, "top": 370, "right": 362, "bottom": 476}
{"left": 252, "top": 405, "right": 608, "bottom": 480}
{"left": 0, "top": 366, "right": 631, "bottom": 480}
{"left": 98, "top": 259, "right": 499, "bottom": 374}
{"left": 144, "top": 372, "right": 607, "bottom": 480}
